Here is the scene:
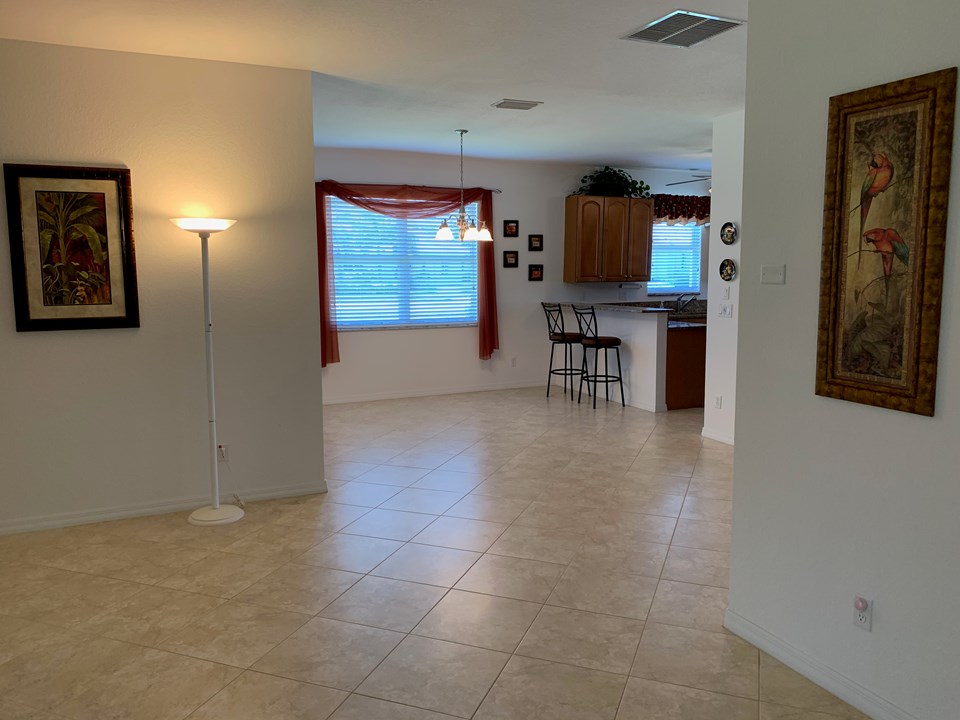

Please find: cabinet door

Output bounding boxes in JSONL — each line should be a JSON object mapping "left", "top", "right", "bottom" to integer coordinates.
{"left": 625, "top": 198, "right": 653, "bottom": 281}
{"left": 600, "top": 197, "right": 629, "bottom": 281}
{"left": 574, "top": 197, "right": 603, "bottom": 281}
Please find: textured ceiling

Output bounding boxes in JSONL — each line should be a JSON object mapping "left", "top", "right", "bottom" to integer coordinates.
{"left": 0, "top": 0, "right": 748, "bottom": 169}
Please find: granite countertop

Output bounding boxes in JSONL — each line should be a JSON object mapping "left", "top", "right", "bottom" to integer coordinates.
{"left": 552, "top": 302, "right": 707, "bottom": 322}
{"left": 593, "top": 304, "right": 670, "bottom": 314}
{"left": 668, "top": 320, "right": 707, "bottom": 329}
{"left": 551, "top": 302, "right": 670, "bottom": 314}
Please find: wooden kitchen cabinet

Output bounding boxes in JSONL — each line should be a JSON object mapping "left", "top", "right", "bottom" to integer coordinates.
{"left": 563, "top": 195, "right": 653, "bottom": 282}
{"left": 665, "top": 324, "right": 706, "bottom": 410}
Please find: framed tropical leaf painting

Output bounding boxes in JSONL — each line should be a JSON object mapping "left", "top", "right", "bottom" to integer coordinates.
{"left": 816, "top": 68, "right": 956, "bottom": 416}
{"left": 3, "top": 164, "right": 140, "bottom": 331}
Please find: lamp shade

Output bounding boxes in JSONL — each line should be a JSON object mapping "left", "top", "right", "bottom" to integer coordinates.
{"left": 170, "top": 217, "right": 237, "bottom": 234}
{"left": 435, "top": 220, "right": 454, "bottom": 241}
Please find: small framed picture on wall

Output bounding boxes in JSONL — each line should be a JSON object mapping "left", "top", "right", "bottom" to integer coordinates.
{"left": 503, "top": 220, "right": 519, "bottom": 237}
{"left": 503, "top": 250, "right": 519, "bottom": 268}
{"left": 528, "top": 264, "right": 543, "bottom": 281}
{"left": 528, "top": 234, "right": 543, "bottom": 251}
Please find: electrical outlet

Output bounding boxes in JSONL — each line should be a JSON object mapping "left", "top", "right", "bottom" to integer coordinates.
{"left": 718, "top": 303, "right": 734, "bottom": 318}
{"left": 217, "top": 444, "right": 228, "bottom": 462}
{"left": 714, "top": 395, "right": 723, "bottom": 409}
{"left": 854, "top": 596, "right": 872, "bottom": 631}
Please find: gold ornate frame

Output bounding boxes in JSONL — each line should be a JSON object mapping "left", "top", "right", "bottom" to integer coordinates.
{"left": 816, "top": 68, "right": 956, "bottom": 416}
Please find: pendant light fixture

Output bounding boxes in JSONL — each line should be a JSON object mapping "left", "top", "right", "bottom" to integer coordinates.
{"left": 435, "top": 129, "right": 493, "bottom": 242}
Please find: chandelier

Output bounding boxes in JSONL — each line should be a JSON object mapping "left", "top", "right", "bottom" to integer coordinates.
{"left": 435, "top": 129, "right": 493, "bottom": 242}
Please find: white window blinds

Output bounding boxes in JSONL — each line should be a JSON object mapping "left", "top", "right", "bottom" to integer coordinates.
{"left": 648, "top": 223, "right": 703, "bottom": 294}
{"left": 327, "top": 196, "right": 479, "bottom": 329}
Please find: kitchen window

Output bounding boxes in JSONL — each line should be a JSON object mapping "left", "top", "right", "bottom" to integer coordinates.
{"left": 648, "top": 222, "right": 704, "bottom": 294}
{"left": 327, "top": 196, "right": 479, "bottom": 329}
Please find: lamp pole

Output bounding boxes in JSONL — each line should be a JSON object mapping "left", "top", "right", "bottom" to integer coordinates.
{"left": 200, "top": 230, "right": 221, "bottom": 513}
{"left": 170, "top": 217, "right": 244, "bottom": 525}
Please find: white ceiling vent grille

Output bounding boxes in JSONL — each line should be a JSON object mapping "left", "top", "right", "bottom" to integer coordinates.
{"left": 625, "top": 10, "right": 743, "bottom": 48}
{"left": 492, "top": 99, "right": 544, "bottom": 111}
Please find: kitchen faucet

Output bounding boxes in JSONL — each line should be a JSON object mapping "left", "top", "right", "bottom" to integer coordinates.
{"left": 675, "top": 293, "right": 698, "bottom": 312}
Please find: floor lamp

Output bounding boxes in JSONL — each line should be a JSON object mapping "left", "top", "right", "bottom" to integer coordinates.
{"left": 171, "top": 217, "right": 245, "bottom": 526}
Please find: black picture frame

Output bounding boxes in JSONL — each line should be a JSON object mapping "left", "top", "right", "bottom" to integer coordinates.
{"left": 503, "top": 220, "right": 519, "bottom": 237}
{"left": 503, "top": 250, "right": 519, "bottom": 268}
{"left": 528, "top": 234, "right": 543, "bottom": 251}
{"left": 528, "top": 264, "right": 543, "bottom": 281}
{"left": 3, "top": 164, "right": 140, "bottom": 331}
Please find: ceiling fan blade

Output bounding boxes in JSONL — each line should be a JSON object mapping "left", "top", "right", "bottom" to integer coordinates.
{"left": 665, "top": 177, "right": 713, "bottom": 187}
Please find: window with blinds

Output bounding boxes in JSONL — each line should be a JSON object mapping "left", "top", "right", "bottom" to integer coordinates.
{"left": 328, "top": 196, "right": 479, "bottom": 329}
{"left": 648, "top": 223, "right": 703, "bottom": 294}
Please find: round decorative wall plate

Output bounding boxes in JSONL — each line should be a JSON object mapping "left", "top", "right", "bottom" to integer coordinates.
{"left": 720, "top": 221, "right": 738, "bottom": 245}
{"left": 719, "top": 258, "right": 738, "bottom": 281}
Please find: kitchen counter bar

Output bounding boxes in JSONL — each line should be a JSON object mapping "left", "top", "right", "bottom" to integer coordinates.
{"left": 553, "top": 303, "right": 667, "bottom": 412}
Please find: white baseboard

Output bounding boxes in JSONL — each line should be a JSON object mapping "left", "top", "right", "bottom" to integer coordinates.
{"left": 0, "top": 481, "right": 327, "bottom": 536}
{"left": 236, "top": 482, "right": 328, "bottom": 503}
{"left": 323, "top": 380, "right": 667, "bottom": 412}
{"left": 701, "top": 426, "right": 735, "bottom": 445}
{"left": 724, "top": 608, "right": 917, "bottom": 720}
{"left": 322, "top": 381, "right": 542, "bottom": 405}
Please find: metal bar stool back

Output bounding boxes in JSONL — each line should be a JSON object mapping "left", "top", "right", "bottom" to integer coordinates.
{"left": 541, "top": 303, "right": 585, "bottom": 400}
{"left": 572, "top": 304, "right": 625, "bottom": 408}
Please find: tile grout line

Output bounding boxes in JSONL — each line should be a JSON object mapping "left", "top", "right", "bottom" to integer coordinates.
{"left": 0, "top": 392, "right": 749, "bottom": 720}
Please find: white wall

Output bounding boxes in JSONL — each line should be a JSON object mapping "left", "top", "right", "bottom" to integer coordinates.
{"left": 702, "top": 111, "right": 744, "bottom": 444}
{"left": 0, "top": 40, "right": 325, "bottom": 533}
{"left": 315, "top": 150, "right": 711, "bottom": 403}
{"left": 728, "top": 3, "right": 960, "bottom": 719}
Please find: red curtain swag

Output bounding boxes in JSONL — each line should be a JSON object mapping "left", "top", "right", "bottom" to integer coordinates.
{"left": 652, "top": 193, "right": 711, "bottom": 225}
{"left": 315, "top": 181, "right": 500, "bottom": 366}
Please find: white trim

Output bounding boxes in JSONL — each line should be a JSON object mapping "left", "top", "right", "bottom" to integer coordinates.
{"left": 322, "top": 381, "right": 543, "bottom": 405}
{"left": 0, "top": 481, "right": 327, "bottom": 536}
{"left": 724, "top": 608, "right": 918, "bottom": 720}
{"left": 701, "top": 426, "right": 735, "bottom": 445}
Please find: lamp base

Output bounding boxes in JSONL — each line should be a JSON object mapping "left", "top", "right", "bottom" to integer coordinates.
{"left": 188, "top": 504, "right": 245, "bottom": 526}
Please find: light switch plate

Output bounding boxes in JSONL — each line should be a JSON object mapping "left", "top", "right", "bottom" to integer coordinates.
{"left": 761, "top": 264, "right": 786, "bottom": 285}
{"left": 718, "top": 303, "right": 733, "bottom": 318}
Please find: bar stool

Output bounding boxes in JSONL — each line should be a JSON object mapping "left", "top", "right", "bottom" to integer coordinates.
{"left": 572, "top": 304, "right": 625, "bottom": 408}
{"left": 541, "top": 302, "right": 585, "bottom": 401}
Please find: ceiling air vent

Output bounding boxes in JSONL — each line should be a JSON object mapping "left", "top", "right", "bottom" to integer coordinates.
{"left": 624, "top": 10, "right": 743, "bottom": 48}
{"left": 492, "top": 99, "right": 544, "bottom": 111}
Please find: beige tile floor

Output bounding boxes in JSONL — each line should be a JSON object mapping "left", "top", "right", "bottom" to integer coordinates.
{"left": 0, "top": 387, "right": 871, "bottom": 720}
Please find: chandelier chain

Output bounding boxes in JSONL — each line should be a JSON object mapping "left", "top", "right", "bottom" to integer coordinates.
{"left": 458, "top": 129, "right": 466, "bottom": 219}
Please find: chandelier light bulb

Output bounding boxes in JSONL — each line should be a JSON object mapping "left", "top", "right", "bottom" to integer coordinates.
{"left": 464, "top": 221, "right": 480, "bottom": 241}
{"left": 435, "top": 219, "right": 454, "bottom": 241}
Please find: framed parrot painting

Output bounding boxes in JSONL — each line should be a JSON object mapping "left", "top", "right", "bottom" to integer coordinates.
{"left": 816, "top": 68, "right": 956, "bottom": 416}
{"left": 3, "top": 164, "right": 140, "bottom": 332}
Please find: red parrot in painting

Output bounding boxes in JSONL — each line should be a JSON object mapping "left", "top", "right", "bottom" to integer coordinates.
{"left": 858, "top": 153, "right": 894, "bottom": 267}
{"left": 863, "top": 227, "right": 909, "bottom": 296}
